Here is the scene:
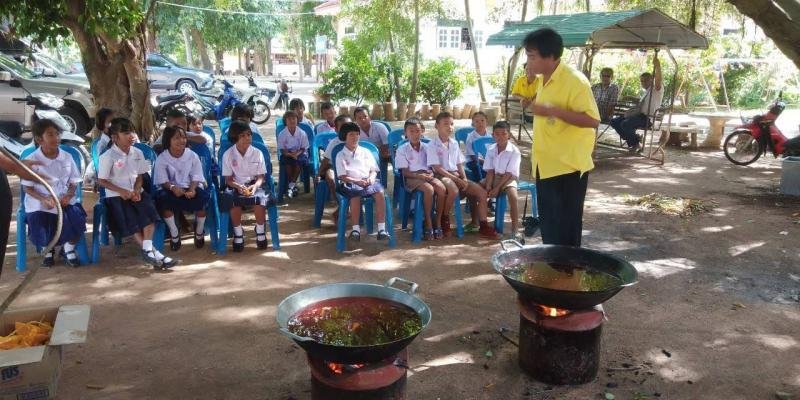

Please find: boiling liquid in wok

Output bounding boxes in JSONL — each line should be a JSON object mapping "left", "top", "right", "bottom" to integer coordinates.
{"left": 287, "top": 297, "right": 423, "bottom": 346}
{"left": 506, "top": 262, "right": 622, "bottom": 292}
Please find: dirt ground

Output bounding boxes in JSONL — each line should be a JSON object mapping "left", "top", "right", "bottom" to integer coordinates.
{"left": 1, "top": 122, "right": 799, "bottom": 400}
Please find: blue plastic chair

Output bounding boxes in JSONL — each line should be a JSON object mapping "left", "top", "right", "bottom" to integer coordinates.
{"left": 374, "top": 120, "right": 391, "bottom": 133}
{"left": 330, "top": 142, "right": 396, "bottom": 252}
{"left": 90, "top": 143, "right": 157, "bottom": 263}
{"left": 218, "top": 117, "right": 231, "bottom": 138}
{"left": 392, "top": 138, "right": 463, "bottom": 243}
{"left": 472, "top": 137, "right": 537, "bottom": 234}
{"left": 16, "top": 145, "right": 91, "bottom": 271}
{"left": 311, "top": 132, "right": 338, "bottom": 228}
{"left": 387, "top": 128, "right": 406, "bottom": 207}
{"left": 455, "top": 127, "right": 483, "bottom": 182}
{"left": 216, "top": 141, "right": 281, "bottom": 253}
{"left": 276, "top": 123, "right": 314, "bottom": 203}
{"left": 151, "top": 144, "right": 220, "bottom": 252}
{"left": 455, "top": 127, "right": 472, "bottom": 148}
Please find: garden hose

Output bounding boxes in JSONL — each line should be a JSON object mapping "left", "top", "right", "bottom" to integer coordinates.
{"left": 0, "top": 145, "right": 63, "bottom": 314}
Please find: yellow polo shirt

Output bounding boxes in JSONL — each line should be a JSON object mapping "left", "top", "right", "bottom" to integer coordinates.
{"left": 512, "top": 75, "right": 539, "bottom": 100}
{"left": 531, "top": 61, "right": 600, "bottom": 179}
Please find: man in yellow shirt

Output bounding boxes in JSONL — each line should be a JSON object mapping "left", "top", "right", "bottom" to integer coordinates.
{"left": 512, "top": 63, "right": 539, "bottom": 122}
{"left": 524, "top": 28, "right": 600, "bottom": 246}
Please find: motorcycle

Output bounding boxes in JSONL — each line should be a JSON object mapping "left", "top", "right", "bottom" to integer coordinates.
{"left": 0, "top": 92, "right": 89, "bottom": 168}
{"left": 152, "top": 91, "right": 193, "bottom": 128}
{"left": 723, "top": 91, "right": 800, "bottom": 166}
{"left": 186, "top": 78, "right": 270, "bottom": 125}
{"left": 268, "top": 77, "right": 292, "bottom": 112}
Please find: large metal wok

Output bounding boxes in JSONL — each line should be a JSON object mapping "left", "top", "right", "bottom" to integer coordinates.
{"left": 276, "top": 277, "right": 431, "bottom": 364}
{"left": 492, "top": 241, "right": 638, "bottom": 309}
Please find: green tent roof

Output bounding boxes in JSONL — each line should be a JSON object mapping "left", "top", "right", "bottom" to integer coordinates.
{"left": 487, "top": 9, "right": 708, "bottom": 49}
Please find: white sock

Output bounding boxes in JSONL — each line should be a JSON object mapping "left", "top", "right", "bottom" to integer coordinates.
{"left": 378, "top": 222, "right": 386, "bottom": 231}
{"left": 352, "top": 225, "right": 360, "bottom": 232}
{"left": 153, "top": 248, "right": 171, "bottom": 261}
{"left": 256, "top": 223, "right": 266, "bottom": 239}
{"left": 195, "top": 216, "right": 206, "bottom": 234}
{"left": 164, "top": 216, "right": 179, "bottom": 238}
{"left": 142, "top": 240, "right": 153, "bottom": 252}
{"left": 289, "top": 182, "right": 296, "bottom": 189}
{"left": 63, "top": 242, "right": 76, "bottom": 253}
{"left": 233, "top": 226, "right": 244, "bottom": 243}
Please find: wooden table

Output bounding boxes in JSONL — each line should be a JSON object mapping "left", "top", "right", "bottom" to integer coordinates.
{"left": 688, "top": 112, "right": 740, "bottom": 148}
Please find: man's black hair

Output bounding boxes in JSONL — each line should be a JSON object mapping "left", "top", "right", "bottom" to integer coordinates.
{"left": 522, "top": 28, "right": 563, "bottom": 59}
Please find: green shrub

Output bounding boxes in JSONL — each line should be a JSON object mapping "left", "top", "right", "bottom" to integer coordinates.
{"left": 417, "top": 58, "right": 467, "bottom": 105}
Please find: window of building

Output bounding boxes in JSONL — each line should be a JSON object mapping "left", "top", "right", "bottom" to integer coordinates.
{"left": 474, "top": 30, "right": 483, "bottom": 48}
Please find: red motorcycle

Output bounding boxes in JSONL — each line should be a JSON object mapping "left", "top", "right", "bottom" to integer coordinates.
{"left": 723, "top": 91, "right": 800, "bottom": 165}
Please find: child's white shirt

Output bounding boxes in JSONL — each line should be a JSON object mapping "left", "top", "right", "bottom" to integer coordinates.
{"left": 323, "top": 137, "right": 343, "bottom": 161}
{"left": 395, "top": 142, "right": 431, "bottom": 172}
{"left": 277, "top": 126, "right": 310, "bottom": 155}
{"left": 483, "top": 142, "right": 521, "bottom": 178}
{"left": 426, "top": 135, "right": 465, "bottom": 173}
{"left": 21, "top": 148, "right": 82, "bottom": 214}
{"left": 154, "top": 148, "right": 206, "bottom": 189}
{"left": 335, "top": 145, "right": 377, "bottom": 180}
{"left": 98, "top": 144, "right": 151, "bottom": 198}
{"left": 359, "top": 122, "right": 389, "bottom": 146}
{"left": 221, "top": 145, "right": 266, "bottom": 185}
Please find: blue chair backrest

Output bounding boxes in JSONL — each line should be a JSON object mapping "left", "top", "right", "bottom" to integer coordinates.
{"left": 189, "top": 142, "right": 214, "bottom": 185}
{"left": 330, "top": 141, "right": 381, "bottom": 184}
{"left": 90, "top": 138, "right": 110, "bottom": 174}
{"left": 218, "top": 117, "right": 232, "bottom": 137}
{"left": 202, "top": 125, "right": 217, "bottom": 144}
{"left": 20, "top": 145, "right": 85, "bottom": 203}
{"left": 311, "top": 132, "right": 337, "bottom": 175}
{"left": 374, "top": 120, "right": 391, "bottom": 133}
{"left": 218, "top": 142, "right": 273, "bottom": 180}
{"left": 133, "top": 143, "right": 157, "bottom": 192}
{"left": 471, "top": 136, "right": 496, "bottom": 159}
{"left": 388, "top": 128, "right": 405, "bottom": 150}
{"left": 455, "top": 127, "right": 473, "bottom": 147}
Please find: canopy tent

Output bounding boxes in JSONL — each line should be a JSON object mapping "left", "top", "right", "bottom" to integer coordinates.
{"left": 486, "top": 9, "right": 708, "bottom": 50}
{"left": 486, "top": 8, "right": 708, "bottom": 164}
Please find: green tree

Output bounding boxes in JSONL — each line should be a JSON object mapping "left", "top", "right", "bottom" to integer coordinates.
{"left": 417, "top": 58, "right": 468, "bottom": 105}
{"left": 0, "top": 0, "right": 157, "bottom": 138}
{"left": 284, "top": 2, "right": 335, "bottom": 77}
{"left": 727, "top": 0, "right": 800, "bottom": 70}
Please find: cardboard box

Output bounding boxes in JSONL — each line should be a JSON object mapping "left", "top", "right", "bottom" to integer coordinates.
{"left": 0, "top": 305, "right": 90, "bottom": 400}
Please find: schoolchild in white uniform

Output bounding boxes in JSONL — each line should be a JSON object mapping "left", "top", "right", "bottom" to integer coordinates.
{"left": 289, "top": 98, "right": 315, "bottom": 128}
{"left": 186, "top": 114, "right": 215, "bottom": 158}
{"left": 427, "top": 112, "right": 501, "bottom": 240}
{"left": 220, "top": 120, "right": 271, "bottom": 252}
{"left": 98, "top": 118, "right": 177, "bottom": 270}
{"left": 318, "top": 114, "right": 351, "bottom": 222}
{"left": 154, "top": 126, "right": 209, "bottom": 251}
{"left": 482, "top": 121, "right": 523, "bottom": 241}
{"left": 277, "top": 111, "right": 309, "bottom": 198}
{"left": 23, "top": 119, "right": 87, "bottom": 267}
{"left": 464, "top": 111, "right": 491, "bottom": 181}
{"left": 334, "top": 122, "right": 389, "bottom": 242}
{"left": 315, "top": 102, "right": 337, "bottom": 134}
{"left": 353, "top": 107, "right": 390, "bottom": 161}
{"left": 395, "top": 118, "right": 447, "bottom": 240}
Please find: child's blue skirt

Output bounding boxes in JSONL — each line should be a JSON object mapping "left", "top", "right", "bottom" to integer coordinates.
{"left": 337, "top": 182, "right": 384, "bottom": 199}
{"left": 219, "top": 186, "right": 273, "bottom": 211}
{"left": 155, "top": 188, "right": 210, "bottom": 214}
{"left": 279, "top": 153, "right": 309, "bottom": 167}
{"left": 104, "top": 195, "right": 159, "bottom": 238}
{"left": 26, "top": 204, "right": 87, "bottom": 248}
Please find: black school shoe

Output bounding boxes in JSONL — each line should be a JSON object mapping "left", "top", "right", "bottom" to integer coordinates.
{"left": 41, "top": 250, "right": 55, "bottom": 267}
{"left": 160, "top": 255, "right": 179, "bottom": 268}
{"left": 232, "top": 234, "right": 245, "bottom": 252}
{"left": 142, "top": 249, "right": 164, "bottom": 270}
{"left": 64, "top": 249, "right": 80, "bottom": 268}
{"left": 170, "top": 235, "right": 182, "bottom": 251}
{"left": 256, "top": 230, "right": 268, "bottom": 250}
{"left": 193, "top": 222, "right": 205, "bottom": 249}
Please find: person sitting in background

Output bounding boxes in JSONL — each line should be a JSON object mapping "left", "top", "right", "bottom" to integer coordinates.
{"left": 319, "top": 115, "right": 352, "bottom": 223}
{"left": 353, "top": 107, "right": 390, "bottom": 162}
{"left": 277, "top": 111, "right": 309, "bottom": 199}
{"left": 289, "top": 98, "right": 314, "bottom": 127}
{"left": 610, "top": 54, "right": 662, "bottom": 152}
{"left": 316, "top": 102, "right": 337, "bottom": 133}
{"left": 186, "top": 114, "right": 214, "bottom": 156}
{"left": 464, "top": 111, "right": 490, "bottom": 181}
{"left": 23, "top": 119, "right": 87, "bottom": 267}
{"left": 482, "top": 121, "right": 523, "bottom": 241}
{"left": 591, "top": 67, "right": 619, "bottom": 123}
{"left": 91, "top": 107, "right": 115, "bottom": 151}
{"left": 511, "top": 63, "right": 539, "bottom": 123}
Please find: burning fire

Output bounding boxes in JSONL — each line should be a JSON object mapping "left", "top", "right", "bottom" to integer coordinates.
{"left": 538, "top": 305, "right": 570, "bottom": 317}
{"left": 326, "top": 362, "right": 365, "bottom": 374}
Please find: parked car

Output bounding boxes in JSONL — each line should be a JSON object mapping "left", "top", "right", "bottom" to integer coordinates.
{"left": 0, "top": 53, "right": 95, "bottom": 135}
{"left": 146, "top": 53, "right": 214, "bottom": 93}
{"left": 23, "top": 52, "right": 87, "bottom": 80}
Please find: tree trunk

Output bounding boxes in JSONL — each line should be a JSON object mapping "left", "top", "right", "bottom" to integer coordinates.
{"left": 214, "top": 48, "right": 224, "bottom": 75}
{"left": 464, "top": 0, "right": 486, "bottom": 103}
{"left": 507, "top": 0, "right": 529, "bottom": 97}
{"left": 387, "top": 34, "right": 402, "bottom": 104}
{"left": 254, "top": 48, "right": 266, "bottom": 76}
{"left": 237, "top": 48, "right": 242, "bottom": 72}
{"left": 410, "top": 0, "right": 420, "bottom": 103}
{"left": 689, "top": 0, "right": 697, "bottom": 31}
{"left": 63, "top": 0, "right": 155, "bottom": 140}
{"left": 584, "top": 0, "right": 590, "bottom": 12}
{"left": 145, "top": 2, "right": 157, "bottom": 52}
{"left": 728, "top": 0, "right": 800, "bottom": 70}
{"left": 190, "top": 28, "right": 212, "bottom": 71}
{"left": 265, "top": 37, "right": 274, "bottom": 75}
{"left": 182, "top": 28, "right": 193, "bottom": 66}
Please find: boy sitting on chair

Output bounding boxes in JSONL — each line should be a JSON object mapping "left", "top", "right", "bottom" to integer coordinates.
{"left": 482, "top": 121, "right": 523, "bottom": 241}
{"left": 277, "top": 111, "right": 309, "bottom": 199}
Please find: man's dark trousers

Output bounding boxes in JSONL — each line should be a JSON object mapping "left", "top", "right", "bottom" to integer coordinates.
{"left": 535, "top": 170, "right": 589, "bottom": 246}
